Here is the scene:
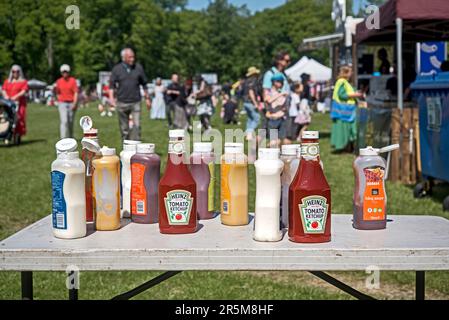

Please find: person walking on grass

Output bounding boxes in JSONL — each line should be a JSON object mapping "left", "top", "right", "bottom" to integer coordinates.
{"left": 109, "top": 48, "right": 151, "bottom": 141}
{"left": 54, "top": 64, "right": 78, "bottom": 139}
{"left": 150, "top": 77, "right": 166, "bottom": 120}
{"left": 165, "top": 73, "right": 181, "bottom": 128}
{"left": 242, "top": 66, "right": 261, "bottom": 141}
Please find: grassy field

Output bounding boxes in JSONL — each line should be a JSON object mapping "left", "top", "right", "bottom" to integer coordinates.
{"left": 0, "top": 103, "right": 448, "bottom": 300}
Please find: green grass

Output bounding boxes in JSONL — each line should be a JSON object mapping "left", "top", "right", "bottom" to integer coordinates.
{"left": 0, "top": 103, "right": 448, "bottom": 300}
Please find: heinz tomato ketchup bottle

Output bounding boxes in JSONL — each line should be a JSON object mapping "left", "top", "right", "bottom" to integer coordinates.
{"left": 159, "top": 130, "right": 197, "bottom": 234}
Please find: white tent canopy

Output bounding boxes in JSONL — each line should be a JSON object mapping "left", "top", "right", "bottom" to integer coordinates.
{"left": 285, "top": 56, "right": 332, "bottom": 82}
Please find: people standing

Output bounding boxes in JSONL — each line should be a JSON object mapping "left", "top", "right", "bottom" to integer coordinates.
{"left": 150, "top": 78, "right": 166, "bottom": 120}
{"left": 109, "top": 48, "right": 151, "bottom": 141}
{"left": 54, "top": 64, "right": 78, "bottom": 139}
{"left": 195, "top": 75, "right": 214, "bottom": 132}
{"left": 98, "top": 82, "right": 115, "bottom": 117}
{"left": 242, "top": 66, "right": 261, "bottom": 140}
{"left": 285, "top": 82, "right": 303, "bottom": 143}
{"left": 264, "top": 73, "right": 289, "bottom": 147}
{"left": 2, "top": 64, "right": 29, "bottom": 143}
{"left": 165, "top": 73, "right": 181, "bottom": 128}
{"left": 330, "top": 65, "right": 363, "bottom": 153}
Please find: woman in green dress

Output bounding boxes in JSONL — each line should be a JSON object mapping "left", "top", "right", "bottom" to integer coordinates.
{"left": 330, "top": 66, "right": 363, "bottom": 152}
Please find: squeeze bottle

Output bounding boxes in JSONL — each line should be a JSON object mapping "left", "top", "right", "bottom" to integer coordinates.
{"left": 190, "top": 142, "right": 216, "bottom": 220}
{"left": 254, "top": 148, "right": 284, "bottom": 242}
{"left": 131, "top": 143, "right": 161, "bottom": 224}
{"left": 353, "top": 144, "right": 399, "bottom": 230}
{"left": 159, "top": 130, "right": 197, "bottom": 234}
{"left": 289, "top": 131, "right": 331, "bottom": 243}
{"left": 280, "top": 144, "right": 300, "bottom": 229}
{"left": 220, "top": 142, "right": 248, "bottom": 226}
{"left": 51, "top": 139, "right": 86, "bottom": 239}
{"left": 93, "top": 146, "right": 121, "bottom": 231}
{"left": 120, "top": 140, "right": 141, "bottom": 218}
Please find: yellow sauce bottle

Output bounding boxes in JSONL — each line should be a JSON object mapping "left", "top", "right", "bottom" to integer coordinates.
{"left": 93, "top": 146, "right": 121, "bottom": 231}
{"left": 220, "top": 143, "right": 248, "bottom": 226}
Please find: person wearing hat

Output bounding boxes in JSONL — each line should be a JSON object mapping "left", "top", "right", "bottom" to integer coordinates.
{"left": 242, "top": 66, "right": 261, "bottom": 140}
{"left": 54, "top": 64, "right": 78, "bottom": 139}
{"left": 264, "top": 72, "right": 289, "bottom": 147}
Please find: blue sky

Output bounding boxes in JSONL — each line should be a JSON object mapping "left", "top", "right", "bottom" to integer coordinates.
{"left": 186, "top": 0, "right": 287, "bottom": 12}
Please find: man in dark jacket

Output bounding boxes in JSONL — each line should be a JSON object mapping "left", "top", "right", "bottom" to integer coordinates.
{"left": 109, "top": 48, "right": 151, "bottom": 141}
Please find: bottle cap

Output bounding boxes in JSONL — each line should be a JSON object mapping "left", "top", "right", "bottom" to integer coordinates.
{"left": 100, "top": 146, "right": 116, "bottom": 156}
{"left": 169, "top": 129, "right": 185, "bottom": 138}
{"left": 193, "top": 142, "right": 213, "bottom": 153}
{"left": 224, "top": 142, "right": 244, "bottom": 154}
{"left": 79, "top": 116, "right": 93, "bottom": 132}
{"left": 55, "top": 138, "right": 77, "bottom": 153}
{"left": 281, "top": 144, "right": 300, "bottom": 156}
{"left": 379, "top": 144, "right": 399, "bottom": 153}
{"left": 302, "top": 131, "right": 319, "bottom": 140}
{"left": 258, "top": 148, "right": 280, "bottom": 160}
{"left": 81, "top": 138, "right": 101, "bottom": 154}
{"left": 359, "top": 146, "right": 379, "bottom": 156}
{"left": 123, "top": 139, "right": 141, "bottom": 145}
{"left": 137, "top": 143, "right": 155, "bottom": 154}
{"left": 123, "top": 144, "right": 137, "bottom": 152}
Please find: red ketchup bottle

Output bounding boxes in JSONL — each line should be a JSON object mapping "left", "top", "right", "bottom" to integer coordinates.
{"left": 289, "top": 131, "right": 331, "bottom": 243}
{"left": 159, "top": 130, "right": 197, "bottom": 234}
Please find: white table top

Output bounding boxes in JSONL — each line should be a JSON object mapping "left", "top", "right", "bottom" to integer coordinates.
{"left": 1, "top": 214, "right": 449, "bottom": 271}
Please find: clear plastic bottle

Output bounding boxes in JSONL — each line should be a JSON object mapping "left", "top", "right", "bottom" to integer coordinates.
{"left": 93, "top": 146, "right": 121, "bottom": 231}
{"left": 280, "top": 144, "right": 300, "bottom": 229}
{"left": 220, "top": 142, "right": 248, "bottom": 226}
{"left": 131, "top": 143, "right": 161, "bottom": 224}
{"left": 190, "top": 142, "right": 216, "bottom": 220}
{"left": 51, "top": 139, "right": 86, "bottom": 239}
{"left": 353, "top": 144, "right": 399, "bottom": 230}
{"left": 254, "top": 148, "right": 284, "bottom": 242}
{"left": 120, "top": 140, "right": 141, "bottom": 218}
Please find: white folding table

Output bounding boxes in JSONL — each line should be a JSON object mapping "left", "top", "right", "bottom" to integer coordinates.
{"left": 1, "top": 214, "right": 448, "bottom": 300}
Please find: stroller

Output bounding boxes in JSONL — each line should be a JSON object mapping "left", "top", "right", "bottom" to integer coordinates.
{"left": 0, "top": 98, "right": 20, "bottom": 145}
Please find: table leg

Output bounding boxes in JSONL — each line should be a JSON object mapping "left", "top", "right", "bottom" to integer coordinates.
{"left": 21, "top": 271, "right": 33, "bottom": 300}
{"left": 416, "top": 271, "right": 425, "bottom": 300}
{"left": 67, "top": 270, "right": 79, "bottom": 300}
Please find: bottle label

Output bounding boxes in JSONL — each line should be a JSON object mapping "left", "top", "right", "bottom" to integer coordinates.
{"left": 208, "top": 162, "right": 215, "bottom": 212}
{"left": 221, "top": 163, "right": 230, "bottom": 215}
{"left": 301, "top": 143, "right": 319, "bottom": 160}
{"left": 299, "top": 195, "right": 328, "bottom": 234}
{"left": 131, "top": 163, "right": 147, "bottom": 216}
{"left": 51, "top": 171, "right": 67, "bottom": 230}
{"left": 164, "top": 190, "right": 193, "bottom": 225}
{"left": 168, "top": 141, "right": 185, "bottom": 154}
{"left": 363, "top": 166, "right": 386, "bottom": 221}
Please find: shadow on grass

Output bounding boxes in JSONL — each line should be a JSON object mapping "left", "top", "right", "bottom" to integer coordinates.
{"left": 0, "top": 138, "right": 46, "bottom": 148}
{"left": 406, "top": 181, "right": 449, "bottom": 206}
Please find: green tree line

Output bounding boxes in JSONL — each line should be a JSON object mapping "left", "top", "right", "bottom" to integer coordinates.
{"left": 0, "top": 0, "right": 333, "bottom": 85}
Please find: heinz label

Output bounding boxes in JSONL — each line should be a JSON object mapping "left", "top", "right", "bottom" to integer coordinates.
{"left": 299, "top": 195, "right": 328, "bottom": 233}
{"left": 164, "top": 190, "right": 193, "bottom": 225}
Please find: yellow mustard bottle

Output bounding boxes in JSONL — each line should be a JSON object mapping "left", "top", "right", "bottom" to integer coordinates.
{"left": 93, "top": 146, "right": 121, "bottom": 231}
{"left": 220, "top": 142, "right": 248, "bottom": 226}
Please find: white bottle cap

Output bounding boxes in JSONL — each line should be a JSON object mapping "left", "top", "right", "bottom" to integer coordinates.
{"left": 123, "top": 144, "right": 137, "bottom": 152}
{"left": 169, "top": 129, "right": 185, "bottom": 138}
{"left": 193, "top": 142, "right": 213, "bottom": 153}
{"left": 79, "top": 116, "right": 93, "bottom": 132}
{"left": 379, "top": 144, "right": 400, "bottom": 153}
{"left": 56, "top": 138, "right": 77, "bottom": 153}
{"left": 359, "top": 146, "right": 379, "bottom": 156}
{"left": 258, "top": 148, "right": 280, "bottom": 160}
{"left": 100, "top": 146, "right": 116, "bottom": 156}
{"left": 281, "top": 144, "right": 300, "bottom": 156}
{"left": 123, "top": 139, "right": 141, "bottom": 145}
{"left": 224, "top": 142, "right": 244, "bottom": 154}
{"left": 81, "top": 138, "right": 101, "bottom": 154}
{"left": 137, "top": 143, "right": 155, "bottom": 154}
{"left": 302, "top": 131, "right": 319, "bottom": 140}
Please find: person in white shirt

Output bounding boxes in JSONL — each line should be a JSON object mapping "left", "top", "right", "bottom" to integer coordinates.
{"left": 285, "top": 82, "right": 303, "bottom": 143}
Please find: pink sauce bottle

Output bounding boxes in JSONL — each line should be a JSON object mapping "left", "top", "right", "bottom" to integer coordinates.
{"left": 130, "top": 143, "right": 161, "bottom": 224}
{"left": 189, "top": 142, "right": 216, "bottom": 220}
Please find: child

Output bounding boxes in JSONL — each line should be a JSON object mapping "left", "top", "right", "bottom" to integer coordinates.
{"left": 264, "top": 73, "right": 289, "bottom": 147}
{"left": 295, "top": 95, "right": 312, "bottom": 142}
{"left": 286, "top": 82, "right": 303, "bottom": 143}
{"left": 222, "top": 93, "right": 238, "bottom": 125}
